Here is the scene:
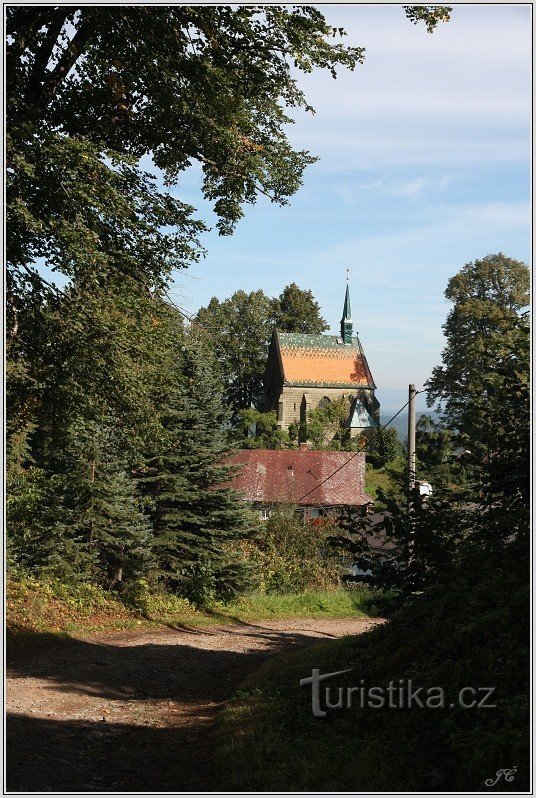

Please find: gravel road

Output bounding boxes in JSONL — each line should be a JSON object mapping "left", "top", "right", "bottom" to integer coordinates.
{"left": 7, "top": 617, "right": 379, "bottom": 792}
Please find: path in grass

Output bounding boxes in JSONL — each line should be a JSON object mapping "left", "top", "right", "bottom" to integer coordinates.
{"left": 7, "top": 617, "right": 380, "bottom": 792}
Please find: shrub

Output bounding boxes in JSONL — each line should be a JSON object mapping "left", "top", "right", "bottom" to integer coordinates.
{"left": 236, "top": 509, "right": 346, "bottom": 594}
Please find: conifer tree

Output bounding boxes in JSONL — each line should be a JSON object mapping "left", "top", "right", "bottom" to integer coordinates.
{"left": 54, "top": 416, "right": 153, "bottom": 586}
{"left": 140, "top": 335, "right": 257, "bottom": 605}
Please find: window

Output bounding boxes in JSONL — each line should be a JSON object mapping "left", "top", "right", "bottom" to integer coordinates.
{"left": 318, "top": 396, "right": 332, "bottom": 409}
{"left": 260, "top": 508, "right": 271, "bottom": 521}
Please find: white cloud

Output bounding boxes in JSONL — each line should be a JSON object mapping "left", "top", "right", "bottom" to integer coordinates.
{"left": 285, "top": 5, "right": 530, "bottom": 168}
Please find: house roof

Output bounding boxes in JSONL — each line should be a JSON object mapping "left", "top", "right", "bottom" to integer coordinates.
{"left": 225, "top": 449, "right": 372, "bottom": 507}
{"left": 276, "top": 331, "right": 376, "bottom": 389}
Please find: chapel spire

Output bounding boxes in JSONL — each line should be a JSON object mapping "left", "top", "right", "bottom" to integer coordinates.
{"left": 340, "top": 280, "right": 353, "bottom": 344}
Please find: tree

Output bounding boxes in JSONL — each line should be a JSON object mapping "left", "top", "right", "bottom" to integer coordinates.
{"left": 404, "top": 4, "right": 451, "bottom": 32}
{"left": 196, "top": 290, "right": 275, "bottom": 416}
{"left": 272, "top": 283, "right": 328, "bottom": 334}
{"left": 10, "top": 277, "right": 189, "bottom": 476}
{"left": 6, "top": 7, "right": 365, "bottom": 289}
{"left": 367, "top": 426, "right": 403, "bottom": 468}
{"left": 332, "top": 253, "right": 530, "bottom": 599}
{"left": 55, "top": 416, "right": 153, "bottom": 587}
{"left": 139, "top": 336, "right": 257, "bottom": 605}
{"left": 196, "top": 284, "right": 330, "bottom": 417}
{"left": 232, "top": 409, "right": 289, "bottom": 450}
{"left": 7, "top": 5, "right": 450, "bottom": 308}
{"left": 306, "top": 398, "right": 349, "bottom": 450}
{"left": 415, "top": 415, "right": 454, "bottom": 486}
{"left": 6, "top": 4, "right": 453, "bottom": 598}
{"left": 426, "top": 253, "right": 529, "bottom": 458}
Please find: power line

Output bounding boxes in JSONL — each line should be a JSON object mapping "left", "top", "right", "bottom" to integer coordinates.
{"left": 296, "top": 391, "right": 424, "bottom": 503}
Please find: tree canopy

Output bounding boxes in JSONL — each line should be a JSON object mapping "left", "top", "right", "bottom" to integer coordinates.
{"left": 196, "top": 283, "right": 329, "bottom": 416}
{"left": 6, "top": 3, "right": 454, "bottom": 605}
{"left": 7, "top": 5, "right": 364, "bottom": 292}
{"left": 426, "top": 253, "right": 529, "bottom": 456}
{"left": 272, "top": 282, "right": 328, "bottom": 334}
{"left": 7, "top": 4, "right": 451, "bottom": 296}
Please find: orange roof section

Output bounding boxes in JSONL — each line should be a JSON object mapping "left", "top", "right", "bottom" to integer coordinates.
{"left": 280, "top": 346, "right": 370, "bottom": 386}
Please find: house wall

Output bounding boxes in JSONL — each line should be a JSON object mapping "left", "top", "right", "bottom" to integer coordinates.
{"left": 264, "top": 386, "right": 379, "bottom": 439}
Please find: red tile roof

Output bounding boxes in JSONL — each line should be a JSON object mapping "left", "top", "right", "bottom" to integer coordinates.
{"left": 225, "top": 449, "right": 371, "bottom": 507}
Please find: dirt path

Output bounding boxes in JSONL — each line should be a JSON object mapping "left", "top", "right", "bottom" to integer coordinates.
{"left": 7, "top": 617, "right": 379, "bottom": 792}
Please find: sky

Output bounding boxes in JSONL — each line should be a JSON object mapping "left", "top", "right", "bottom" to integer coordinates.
{"left": 167, "top": 3, "right": 531, "bottom": 393}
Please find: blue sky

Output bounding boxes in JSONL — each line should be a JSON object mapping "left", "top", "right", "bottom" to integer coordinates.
{"left": 167, "top": 4, "right": 531, "bottom": 392}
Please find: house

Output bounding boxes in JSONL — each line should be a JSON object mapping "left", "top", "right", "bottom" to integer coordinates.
{"left": 262, "top": 283, "right": 380, "bottom": 441}
{"left": 225, "top": 446, "right": 372, "bottom": 520}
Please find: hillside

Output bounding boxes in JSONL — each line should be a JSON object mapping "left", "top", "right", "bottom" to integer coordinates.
{"left": 376, "top": 387, "right": 440, "bottom": 440}
{"left": 216, "top": 541, "right": 529, "bottom": 792}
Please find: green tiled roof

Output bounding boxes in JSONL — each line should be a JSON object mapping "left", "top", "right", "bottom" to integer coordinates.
{"left": 285, "top": 381, "right": 370, "bottom": 389}
{"left": 278, "top": 332, "right": 360, "bottom": 349}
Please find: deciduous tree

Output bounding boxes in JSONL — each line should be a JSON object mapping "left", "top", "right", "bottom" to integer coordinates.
{"left": 272, "top": 283, "right": 328, "bottom": 334}
{"left": 426, "top": 253, "right": 529, "bottom": 458}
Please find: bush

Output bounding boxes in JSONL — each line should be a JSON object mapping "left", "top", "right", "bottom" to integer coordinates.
{"left": 235, "top": 509, "right": 346, "bottom": 594}
{"left": 121, "top": 578, "right": 195, "bottom": 617}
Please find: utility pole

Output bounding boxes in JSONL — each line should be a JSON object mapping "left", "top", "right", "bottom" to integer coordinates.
{"left": 407, "top": 383, "right": 417, "bottom": 571}
{"left": 407, "top": 383, "right": 417, "bottom": 496}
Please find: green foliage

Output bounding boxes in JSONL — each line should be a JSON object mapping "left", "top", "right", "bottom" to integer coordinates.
{"left": 7, "top": 465, "right": 60, "bottom": 573}
{"left": 55, "top": 416, "right": 154, "bottom": 587}
{"left": 6, "top": 281, "right": 259, "bottom": 605}
{"left": 7, "top": 6, "right": 363, "bottom": 294}
{"left": 404, "top": 5, "right": 452, "bottom": 33}
{"left": 120, "top": 578, "right": 197, "bottom": 618}
{"left": 139, "top": 335, "right": 258, "bottom": 605}
{"left": 6, "top": 5, "right": 457, "bottom": 614}
{"left": 196, "top": 283, "right": 328, "bottom": 416}
{"left": 415, "top": 414, "right": 455, "bottom": 485}
{"left": 218, "top": 588, "right": 372, "bottom": 621}
{"left": 233, "top": 409, "right": 289, "bottom": 449}
{"left": 236, "top": 510, "right": 345, "bottom": 594}
{"left": 332, "top": 253, "right": 529, "bottom": 600}
{"left": 272, "top": 282, "right": 328, "bottom": 334}
{"left": 196, "top": 290, "right": 275, "bottom": 414}
{"left": 216, "top": 540, "right": 528, "bottom": 792}
{"left": 364, "top": 460, "right": 405, "bottom": 504}
{"left": 7, "top": 575, "right": 372, "bottom": 640}
{"left": 367, "top": 426, "right": 403, "bottom": 468}
{"left": 306, "top": 397, "right": 349, "bottom": 449}
{"left": 426, "top": 253, "right": 529, "bottom": 459}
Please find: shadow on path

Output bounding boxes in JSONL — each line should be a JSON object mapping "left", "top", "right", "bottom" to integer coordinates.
{"left": 7, "top": 619, "right": 376, "bottom": 791}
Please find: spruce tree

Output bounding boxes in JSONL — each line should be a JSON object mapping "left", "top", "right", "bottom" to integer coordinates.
{"left": 140, "top": 335, "right": 257, "bottom": 605}
{"left": 54, "top": 415, "right": 153, "bottom": 586}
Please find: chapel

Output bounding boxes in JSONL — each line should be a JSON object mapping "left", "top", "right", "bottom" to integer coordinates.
{"left": 262, "top": 283, "right": 380, "bottom": 440}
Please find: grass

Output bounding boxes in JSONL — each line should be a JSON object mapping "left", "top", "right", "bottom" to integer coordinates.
{"left": 215, "top": 588, "right": 372, "bottom": 621}
{"left": 215, "top": 551, "right": 529, "bottom": 792}
{"left": 364, "top": 463, "right": 391, "bottom": 500}
{"left": 6, "top": 577, "right": 375, "bottom": 640}
{"left": 364, "top": 460, "right": 405, "bottom": 502}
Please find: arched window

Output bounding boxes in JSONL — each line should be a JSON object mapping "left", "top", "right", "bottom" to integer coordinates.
{"left": 318, "top": 396, "right": 332, "bottom": 409}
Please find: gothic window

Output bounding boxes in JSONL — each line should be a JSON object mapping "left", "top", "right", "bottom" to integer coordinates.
{"left": 318, "top": 396, "right": 332, "bottom": 409}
